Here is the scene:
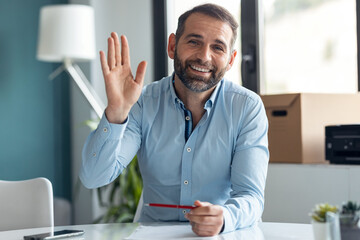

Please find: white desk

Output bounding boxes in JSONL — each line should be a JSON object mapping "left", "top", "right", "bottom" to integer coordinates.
{"left": 0, "top": 222, "right": 314, "bottom": 240}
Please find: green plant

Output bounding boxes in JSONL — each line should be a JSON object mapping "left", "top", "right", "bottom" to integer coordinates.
{"left": 84, "top": 119, "right": 143, "bottom": 223}
{"left": 94, "top": 155, "right": 142, "bottom": 223}
{"left": 341, "top": 201, "right": 360, "bottom": 215}
{"left": 310, "top": 203, "right": 338, "bottom": 223}
{"left": 339, "top": 201, "right": 360, "bottom": 227}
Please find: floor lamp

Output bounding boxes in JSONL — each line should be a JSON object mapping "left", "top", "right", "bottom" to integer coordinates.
{"left": 37, "top": 4, "right": 104, "bottom": 118}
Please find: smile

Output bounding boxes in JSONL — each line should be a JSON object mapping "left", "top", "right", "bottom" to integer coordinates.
{"left": 190, "top": 65, "right": 211, "bottom": 73}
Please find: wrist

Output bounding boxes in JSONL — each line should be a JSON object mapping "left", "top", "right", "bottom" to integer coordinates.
{"left": 105, "top": 107, "right": 129, "bottom": 124}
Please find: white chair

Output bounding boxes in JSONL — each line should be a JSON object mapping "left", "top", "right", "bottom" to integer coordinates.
{"left": 0, "top": 177, "right": 54, "bottom": 231}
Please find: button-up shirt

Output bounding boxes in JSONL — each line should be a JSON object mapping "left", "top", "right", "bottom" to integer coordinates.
{"left": 80, "top": 75, "right": 269, "bottom": 233}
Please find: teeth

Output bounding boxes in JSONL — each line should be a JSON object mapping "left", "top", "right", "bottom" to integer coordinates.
{"left": 191, "top": 65, "right": 211, "bottom": 73}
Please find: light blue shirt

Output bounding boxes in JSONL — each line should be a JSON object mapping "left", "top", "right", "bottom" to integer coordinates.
{"left": 80, "top": 75, "right": 269, "bottom": 233}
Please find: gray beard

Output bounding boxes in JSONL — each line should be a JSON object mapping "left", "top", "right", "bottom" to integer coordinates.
{"left": 173, "top": 49, "right": 226, "bottom": 93}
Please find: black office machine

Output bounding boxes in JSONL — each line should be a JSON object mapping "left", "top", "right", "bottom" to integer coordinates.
{"left": 326, "top": 125, "right": 360, "bottom": 164}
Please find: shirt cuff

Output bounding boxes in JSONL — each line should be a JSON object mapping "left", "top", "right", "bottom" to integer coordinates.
{"left": 221, "top": 206, "right": 234, "bottom": 234}
{"left": 220, "top": 219, "right": 225, "bottom": 233}
{"left": 100, "top": 113, "right": 129, "bottom": 140}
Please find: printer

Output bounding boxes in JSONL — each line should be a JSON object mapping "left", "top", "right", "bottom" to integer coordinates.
{"left": 326, "top": 125, "right": 360, "bottom": 164}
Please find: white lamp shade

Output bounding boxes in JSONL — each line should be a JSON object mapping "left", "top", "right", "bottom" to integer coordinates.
{"left": 37, "top": 4, "right": 95, "bottom": 62}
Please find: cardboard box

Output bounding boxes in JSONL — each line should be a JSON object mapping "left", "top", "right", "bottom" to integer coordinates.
{"left": 261, "top": 93, "right": 360, "bottom": 164}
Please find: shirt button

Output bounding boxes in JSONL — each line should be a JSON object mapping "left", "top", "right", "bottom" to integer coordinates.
{"left": 187, "top": 148, "right": 191, "bottom": 152}
{"left": 183, "top": 210, "right": 187, "bottom": 214}
{"left": 103, "top": 127, "right": 108, "bottom": 132}
{"left": 185, "top": 116, "right": 190, "bottom": 121}
{"left": 92, "top": 152, "right": 96, "bottom": 157}
{"left": 184, "top": 180, "right": 189, "bottom": 185}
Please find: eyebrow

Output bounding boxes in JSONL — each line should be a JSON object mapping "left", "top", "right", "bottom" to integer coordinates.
{"left": 184, "top": 33, "right": 203, "bottom": 40}
{"left": 184, "top": 33, "right": 228, "bottom": 48}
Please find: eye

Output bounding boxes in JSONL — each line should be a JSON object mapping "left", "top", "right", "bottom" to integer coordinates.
{"left": 188, "top": 40, "right": 198, "bottom": 46}
{"left": 213, "top": 45, "right": 225, "bottom": 52}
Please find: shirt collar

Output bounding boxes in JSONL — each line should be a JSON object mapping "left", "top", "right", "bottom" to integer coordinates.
{"left": 169, "top": 73, "right": 184, "bottom": 108}
{"left": 205, "top": 79, "right": 222, "bottom": 110}
{"left": 169, "top": 72, "right": 223, "bottom": 111}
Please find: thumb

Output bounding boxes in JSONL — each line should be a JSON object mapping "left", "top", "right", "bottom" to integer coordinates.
{"left": 134, "top": 61, "right": 147, "bottom": 85}
{"left": 194, "top": 200, "right": 212, "bottom": 207}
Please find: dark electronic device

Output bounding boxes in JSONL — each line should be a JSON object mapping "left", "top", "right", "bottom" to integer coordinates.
{"left": 326, "top": 125, "right": 360, "bottom": 164}
{"left": 23, "top": 229, "right": 84, "bottom": 240}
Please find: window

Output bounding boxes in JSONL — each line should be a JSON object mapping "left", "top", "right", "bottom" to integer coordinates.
{"left": 157, "top": 0, "right": 359, "bottom": 94}
{"left": 262, "top": 0, "right": 358, "bottom": 94}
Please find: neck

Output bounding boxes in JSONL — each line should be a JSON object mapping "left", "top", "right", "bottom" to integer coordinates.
{"left": 173, "top": 75, "right": 216, "bottom": 127}
{"left": 173, "top": 75, "right": 215, "bottom": 110}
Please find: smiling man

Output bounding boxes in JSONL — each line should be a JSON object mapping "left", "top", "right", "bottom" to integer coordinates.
{"left": 80, "top": 3, "right": 269, "bottom": 237}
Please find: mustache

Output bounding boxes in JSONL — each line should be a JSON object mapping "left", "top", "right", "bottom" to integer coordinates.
{"left": 186, "top": 59, "right": 214, "bottom": 71}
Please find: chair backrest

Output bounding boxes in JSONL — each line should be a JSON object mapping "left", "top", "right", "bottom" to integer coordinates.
{"left": 0, "top": 177, "right": 54, "bottom": 231}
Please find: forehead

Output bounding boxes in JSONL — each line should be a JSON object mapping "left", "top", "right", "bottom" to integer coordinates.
{"left": 181, "top": 13, "right": 233, "bottom": 47}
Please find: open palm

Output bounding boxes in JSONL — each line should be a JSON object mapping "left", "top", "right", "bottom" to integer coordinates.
{"left": 100, "top": 32, "right": 147, "bottom": 123}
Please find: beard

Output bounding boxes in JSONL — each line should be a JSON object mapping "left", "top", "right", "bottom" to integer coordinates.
{"left": 173, "top": 48, "right": 227, "bottom": 93}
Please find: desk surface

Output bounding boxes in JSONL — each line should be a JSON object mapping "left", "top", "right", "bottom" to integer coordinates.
{"left": 0, "top": 222, "right": 314, "bottom": 240}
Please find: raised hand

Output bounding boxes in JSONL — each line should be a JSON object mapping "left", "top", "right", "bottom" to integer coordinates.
{"left": 185, "top": 200, "right": 224, "bottom": 236}
{"left": 100, "top": 32, "right": 147, "bottom": 123}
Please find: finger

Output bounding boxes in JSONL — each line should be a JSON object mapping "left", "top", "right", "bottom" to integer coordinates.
{"left": 111, "top": 32, "right": 121, "bottom": 66}
{"left": 190, "top": 205, "right": 222, "bottom": 216}
{"left": 194, "top": 200, "right": 210, "bottom": 207}
{"left": 191, "top": 224, "right": 218, "bottom": 237}
{"left": 134, "top": 61, "right": 147, "bottom": 85}
{"left": 187, "top": 215, "right": 223, "bottom": 225}
{"left": 121, "top": 35, "right": 131, "bottom": 66}
{"left": 107, "top": 37, "right": 115, "bottom": 69}
{"left": 194, "top": 230, "right": 216, "bottom": 237}
{"left": 192, "top": 222, "right": 219, "bottom": 233}
{"left": 99, "top": 51, "right": 110, "bottom": 75}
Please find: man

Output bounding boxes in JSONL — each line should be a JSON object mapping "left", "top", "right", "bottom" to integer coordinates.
{"left": 80, "top": 3, "right": 269, "bottom": 237}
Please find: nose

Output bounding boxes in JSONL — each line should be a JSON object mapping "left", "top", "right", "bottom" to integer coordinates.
{"left": 197, "top": 45, "right": 212, "bottom": 63}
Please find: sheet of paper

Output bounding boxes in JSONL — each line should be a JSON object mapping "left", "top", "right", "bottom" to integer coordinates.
{"left": 125, "top": 224, "right": 218, "bottom": 240}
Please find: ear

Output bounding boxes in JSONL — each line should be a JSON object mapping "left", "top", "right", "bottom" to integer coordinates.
{"left": 226, "top": 50, "right": 237, "bottom": 71}
{"left": 167, "top": 33, "right": 176, "bottom": 60}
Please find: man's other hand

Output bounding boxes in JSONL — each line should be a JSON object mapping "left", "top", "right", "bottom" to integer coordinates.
{"left": 185, "top": 200, "right": 224, "bottom": 236}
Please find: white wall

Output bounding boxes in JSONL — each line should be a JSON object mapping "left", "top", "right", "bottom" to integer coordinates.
{"left": 70, "top": 0, "right": 154, "bottom": 224}
{"left": 91, "top": 0, "right": 154, "bottom": 103}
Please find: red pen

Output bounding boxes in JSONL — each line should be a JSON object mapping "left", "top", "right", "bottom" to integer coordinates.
{"left": 145, "top": 203, "right": 196, "bottom": 209}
